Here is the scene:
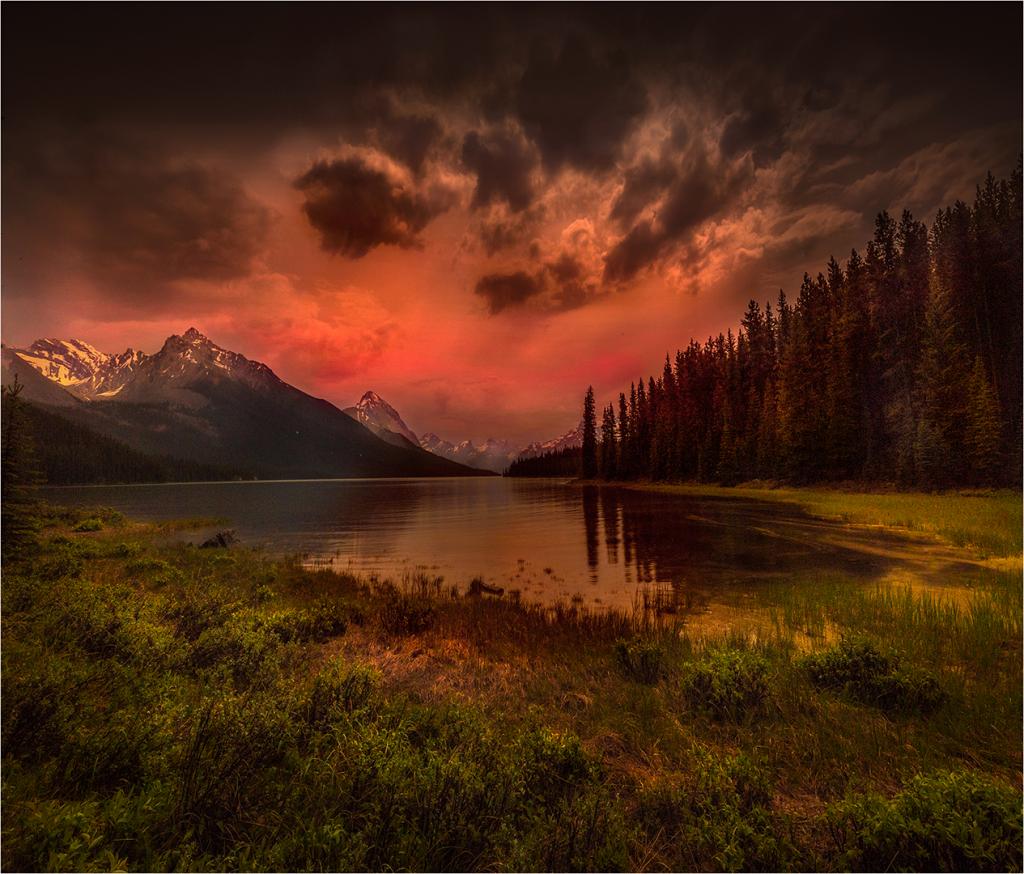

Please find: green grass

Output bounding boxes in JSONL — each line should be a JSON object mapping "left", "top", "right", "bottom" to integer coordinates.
{"left": 630, "top": 483, "right": 1023, "bottom": 558}
{"left": 2, "top": 503, "right": 1021, "bottom": 872}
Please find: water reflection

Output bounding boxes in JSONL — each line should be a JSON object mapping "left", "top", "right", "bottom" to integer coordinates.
{"left": 43, "top": 478, "right": 978, "bottom": 610}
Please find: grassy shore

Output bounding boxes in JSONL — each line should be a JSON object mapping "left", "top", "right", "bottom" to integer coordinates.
{"left": 3, "top": 497, "right": 1021, "bottom": 872}
{"left": 604, "top": 482, "right": 1023, "bottom": 559}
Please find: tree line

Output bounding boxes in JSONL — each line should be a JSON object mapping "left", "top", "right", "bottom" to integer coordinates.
{"left": 572, "top": 168, "right": 1021, "bottom": 489}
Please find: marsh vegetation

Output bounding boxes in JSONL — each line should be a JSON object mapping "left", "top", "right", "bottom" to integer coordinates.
{"left": 2, "top": 490, "right": 1021, "bottom": 872}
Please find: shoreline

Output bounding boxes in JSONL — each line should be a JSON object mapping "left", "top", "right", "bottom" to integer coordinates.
{"left": 2, "top": 502, "right": 1021, "bottom": 870}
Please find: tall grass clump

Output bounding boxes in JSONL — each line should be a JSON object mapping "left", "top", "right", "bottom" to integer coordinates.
{"left": 615, "top": 638, "right": 665, "bottom": 684}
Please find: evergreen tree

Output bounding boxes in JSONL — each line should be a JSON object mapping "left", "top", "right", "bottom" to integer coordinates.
{"left": 2, "top": 377, "right": 42, "bottom": 558}
{"left": 914, "top": 284, "right": 969, "bottom": 486}
{"left": 600, "top": 404, "right": 618, "bottom": 479}
{"left": 964, "top": 356, "right": 1002, "bottom": 484}
{"left": 573, "top": 169, "right": 1019, "bottom": 490}
{"left": 581, "top": 386, "right": 598, "bottom": 479}
{"left": 617, "top": 392, "right": 631, "bottom": 478}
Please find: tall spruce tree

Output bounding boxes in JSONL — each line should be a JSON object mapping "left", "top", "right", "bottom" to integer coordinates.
{"left": 964, "top": 356, "right": 1002, "bottom": 484}
{"left": 600, "top": 404, "right": 618, "bottom": 479}
{"left": 574, "top": 169, "right": 1019, "bottom": 490}
{"left": 2, "top": 377, "right": 42, "bottom": 558}
{"left": 581, "top": 386, "right": 598, "bottom": 479}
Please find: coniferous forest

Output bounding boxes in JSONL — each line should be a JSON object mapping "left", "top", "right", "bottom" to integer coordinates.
{"left": 566, "top": 170, "right": 1022, "bottom": 489}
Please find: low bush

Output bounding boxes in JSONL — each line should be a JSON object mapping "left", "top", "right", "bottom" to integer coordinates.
{"left": 188, "top": 616, "right": 282, "bottom": 687}
{"left": 828, "top": 770, "right": 1023, "bottom": 871}
{"left": 681, "top": 648, "right": 771, "bottom": 721}
{"left": 636, "top": 749, "right": 794, "bottom": 871}
{"left": 265, "top": 599, "right": 348, "bottom": 643}
{"left": 615, "top": 638, "right": 665, "bottom": 684}
{"left": 801, "top": 638, "right": 947, "bottom": 713}
{"left": 300, "top": 659, "right": 379, "bottom": 727}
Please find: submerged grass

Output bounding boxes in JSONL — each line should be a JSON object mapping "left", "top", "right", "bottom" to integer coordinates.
{"left": 3, "top": 500, "right": 1021, "bottom": 872}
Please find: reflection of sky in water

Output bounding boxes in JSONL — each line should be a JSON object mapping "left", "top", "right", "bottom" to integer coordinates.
{"left": 43, "top": 478, "right": 963, "bottom": 610}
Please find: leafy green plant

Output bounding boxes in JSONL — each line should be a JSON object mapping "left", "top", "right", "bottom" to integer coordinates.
{"left": 681, "top": 648, "right": 772, "bottom": 721}
{"left": 636, "top": 749, "right": 794, "bottom": 871}
{"left": 265, "top": 599, "right": 348, "bottom": 643}
{"left": 300, "top": 659, "right": 379, "bottom": 727}
{"left": 828, "top": 770, "right": 1023, "bottom": 871}
{"left": 801, "top": 638, "right": 947, "bottom": 713}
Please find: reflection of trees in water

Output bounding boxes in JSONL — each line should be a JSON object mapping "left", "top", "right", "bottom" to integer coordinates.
{"left": 600, "top": 487, "right": 620, "bottom": 565}
{"left": 582, "top": 486, "right": 893, "bottom": 611}
{"left": 582, "top": 486, "right": 814, "bottom": 606}
{"left": 582, "top": 486, "right": 599, "bottom": 582}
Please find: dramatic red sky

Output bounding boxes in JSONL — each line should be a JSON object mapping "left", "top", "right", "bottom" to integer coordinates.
{"left": 3, "top": 6, "right": 1021, "bottom": 444}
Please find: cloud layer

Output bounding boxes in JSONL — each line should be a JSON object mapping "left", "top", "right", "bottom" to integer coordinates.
{"left": 3, "top": 5, "right": 1020, "bottom": 443}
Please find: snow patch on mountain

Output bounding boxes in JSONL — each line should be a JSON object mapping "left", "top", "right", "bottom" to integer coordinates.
{"left": 10, "top": 327, "right": 282, "bottom": 404}
{"left": 517, "top": 420, "right": 585, "bottom": 460}
{"left": 343, "top": 390, "right": 420, "bottom": 446}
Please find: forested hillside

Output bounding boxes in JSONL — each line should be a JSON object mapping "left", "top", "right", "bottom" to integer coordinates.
{"left": 505, "top": 446, "right": 582, "bottom": 477}
{"left": 20, "top": 399, "right": 248, "bottom": 485}
{"left": 577, "top": 169, "right": 1022, "bottom": 489}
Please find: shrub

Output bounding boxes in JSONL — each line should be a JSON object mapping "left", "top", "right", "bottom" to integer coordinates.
{"left": 682, "top": 649, "right": 771, "bottom": 721}
{"left": 828, "top": 770, "right": 1023, "bottom": 871}
{"left": 173, "top": 693, "right": 296, "bottom": 846}
{"left": 301, "top": 660, "right": 378, "bottom": 727}
{"left": 636, "top": 750, "right": 793, "bottom": 871}
{"left": 105, "top": 541, "right": 144, "bottom": 559}
{"left": 162, "top": 589, "right": 233, "bottom": 641}
{"left": 801, "top": 638, "right": 947, "bottom": 713}
{"left": 518, "top": 727, "right": 601, "bottom": 803}
{"left": 188, "top": 616, "right": 281, "bottom": 687}
{"left": 72, "top": 517, "right": 104, "bottom": 532}
{"left": 265, "top": 599, "right": 348, "bottom": 644}
{"left": 507, "top": 789, "right": 632, "bottom": 872}
{"left": 615, "top": 638, "right": 665, "bottom": 684}
{"left": 2, "top": 652, "right": 84, "bottom": 760}
{"left": 34, "top": 547, "right": 84, "bottom": 581}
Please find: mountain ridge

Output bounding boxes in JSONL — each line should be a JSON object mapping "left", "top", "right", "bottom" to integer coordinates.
{"left": 3, "top": 329, "right": 488, "bottom": 480}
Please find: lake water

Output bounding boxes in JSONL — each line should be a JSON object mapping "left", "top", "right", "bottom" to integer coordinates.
{"left": 41, "top": 478, "right": 978, "bottom": 611}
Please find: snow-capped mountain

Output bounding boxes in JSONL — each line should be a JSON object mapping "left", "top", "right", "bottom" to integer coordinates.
{"left": 12, "top": 338, "right": 146, "bottom": 399}
{"left": 344, "top": 391, "right": 420, "bottom": 447}
{"left": 9, "top": 328, "right": 280, "bottom": 406}
{"left": 420, "top": 435, "right": 519, "bottom": 473}
{"left": 3, "top": 329, "right": 485, "bottom": 480}
{"left": 517, "top": 419, "right": 585, "bottom": 460}
{"left": 342, "top": 388, "right": 582, "bottom": 473}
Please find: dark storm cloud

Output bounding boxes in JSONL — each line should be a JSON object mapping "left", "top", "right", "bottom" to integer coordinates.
{"left": 3, "top": 132, "right": 270, "bottom": 298}
{"left": 719, "top": 105, "right": 786, "bottom": 168}
{"left": 511, "top": 36, "right": 648, "bottom": 173}
{"left": 544, "top": 253, "right": 593, "bottom": 310}
{"left": 609, "top": 156, "right": 677, "bottom": 229}
{"left": 474, "top": 271, "right": 544, "bottom": 314}
{"left": 2, "top": 3, "right": 1021, "bottom": 320}
{"left": 605, "top": 146, "right": 753, "bottom": 283}
{"left": 461, "top": 127, "right": 538, "bottom": 213}
{"left": 375, "top": 110, "right": 444, "bottom": 177}
{"left": 294, "top": 155, "right": 454, "bottom": 258}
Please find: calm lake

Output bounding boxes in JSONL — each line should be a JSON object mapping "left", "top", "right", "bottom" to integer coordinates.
{"left": 41, "top": 478, "right": 976, "bottom": 611}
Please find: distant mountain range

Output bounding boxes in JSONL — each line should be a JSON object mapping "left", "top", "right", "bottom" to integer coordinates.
{"left": 342, "top": 389, "right": 583, "bottom": 473}
{"left": 2, "top": 329, "right": 487, "bottom": 480}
